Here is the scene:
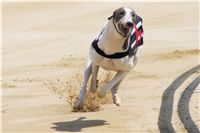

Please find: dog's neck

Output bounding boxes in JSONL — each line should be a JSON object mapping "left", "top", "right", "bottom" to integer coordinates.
{"left": 98, "top": 19, "right": 128, "bottom": 55}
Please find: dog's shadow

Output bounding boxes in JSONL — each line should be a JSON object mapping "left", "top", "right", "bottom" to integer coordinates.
{"left": 51, "top": 117, "right": 109, "bottom": 132}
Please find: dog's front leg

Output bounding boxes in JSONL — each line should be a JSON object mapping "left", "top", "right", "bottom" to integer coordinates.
{"left": 74, "top": 58, "right": 92, "bottom": 109}
{"left": 111, "top": 80, "right": 123, "bottom": 106}
{"left": 90, "top": 64, "right": 99, "bottom": 93}
{"left": 100, "top": 71, "right": 129, "bottom": 106}
{"left": 101, "top": 71, "right": 128, "bottom": 92}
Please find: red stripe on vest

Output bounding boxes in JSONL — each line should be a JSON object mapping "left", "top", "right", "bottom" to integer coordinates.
{"left": 133, "top": 23, "right": 142, "bottom": 49}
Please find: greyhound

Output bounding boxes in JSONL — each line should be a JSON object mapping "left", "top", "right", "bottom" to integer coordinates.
{"left": 74, "top": 7, "right": 144, "bottom": 109}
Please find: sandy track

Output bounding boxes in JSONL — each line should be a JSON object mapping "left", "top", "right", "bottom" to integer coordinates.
{"left": 2, "top": 2, "right": 200, "bottom": 133}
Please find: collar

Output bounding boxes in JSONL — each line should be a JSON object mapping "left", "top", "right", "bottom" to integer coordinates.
{"left": 92, "top": 39, "right": 130, "bottom": 59}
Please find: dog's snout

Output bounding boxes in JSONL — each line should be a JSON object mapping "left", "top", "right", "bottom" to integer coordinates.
{"left": 126, "top": 22, "right": 133, "bottom": 28}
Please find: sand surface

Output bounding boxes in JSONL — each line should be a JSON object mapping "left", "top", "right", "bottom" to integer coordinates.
{"left": 2, "top": 2, "right": 200, "bottom": 133}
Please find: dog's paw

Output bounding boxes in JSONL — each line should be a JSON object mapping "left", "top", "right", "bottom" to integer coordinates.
{"left": 112, "top": 94, "right": 121, "bottom": 106}
{"left": 73, "top": 101, "right": 83, "bottom": 112}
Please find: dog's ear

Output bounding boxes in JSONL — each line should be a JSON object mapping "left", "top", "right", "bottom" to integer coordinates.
{"left": 133, "top": 14, "right": 142, "bottom": 24}
{"left": 108, "top": 15, "right": 113, "bottom": 20}
{"left": 108, "top": 8, "right": 118, "bottom": 20}
{"left": 132, "top": 11, "right": 137, "bottom": 22}
{"left": 133, "top": 14, "right": 137, "bottom": 23}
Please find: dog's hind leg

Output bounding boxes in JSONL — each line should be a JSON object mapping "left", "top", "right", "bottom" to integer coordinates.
{"left": 89, "top": 64, "right": 99, "bottom": 93}
{"left": 74, "top": 58, "right": 92, "bottom": 109}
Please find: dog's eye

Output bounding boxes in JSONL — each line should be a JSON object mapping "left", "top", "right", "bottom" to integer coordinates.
{"left": 120, "top": 11, "right": 125, "bottom": 15}
{"left": 132, "top": 14, "right": 135, "bottom": 17}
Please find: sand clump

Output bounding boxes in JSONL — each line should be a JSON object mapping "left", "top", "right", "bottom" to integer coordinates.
{"left": 44, "top": 72, "right": 112, "bottom": 112}
{"left": 73, "top": 92, "right": 112, "bottom": 112}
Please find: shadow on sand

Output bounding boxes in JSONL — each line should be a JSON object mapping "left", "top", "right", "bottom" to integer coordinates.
{"left": 157, "top": 65, "right": 200, "bottom": 133}
{"left": 51, "top": 117, "right": 109, "bottom": 132}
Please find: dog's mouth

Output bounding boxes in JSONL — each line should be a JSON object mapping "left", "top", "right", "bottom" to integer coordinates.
{"left": 118, "top": 23, "right": 132, "bottom": 37}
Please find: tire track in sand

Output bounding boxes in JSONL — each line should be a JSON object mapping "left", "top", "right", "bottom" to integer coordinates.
{"left": 178, "top": 76, "right": 200, "bottom": 133}
{"left": 158, "top": 65, "right": 200, "bottom": 133}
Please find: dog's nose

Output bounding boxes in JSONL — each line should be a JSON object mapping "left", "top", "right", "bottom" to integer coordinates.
{"left": 126, "top": 22, "right": 133, "bottom": 28}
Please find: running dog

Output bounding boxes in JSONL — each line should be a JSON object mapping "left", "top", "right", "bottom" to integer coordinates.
{"left": 74, "top": 7, "right": 144, "bottom": 109}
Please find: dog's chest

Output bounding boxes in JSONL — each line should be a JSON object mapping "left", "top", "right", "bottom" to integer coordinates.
{"left": 100, "top": 58, "right": 134, "bottom": 71}
{"left": 91, "top": 48, "right": 135, "bottom": 71}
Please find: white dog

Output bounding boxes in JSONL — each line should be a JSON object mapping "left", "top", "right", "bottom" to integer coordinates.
{"left": 74, "top": 7, "right": 144, "bottom": 109}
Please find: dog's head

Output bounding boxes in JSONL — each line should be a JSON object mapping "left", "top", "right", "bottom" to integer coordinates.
{"left": 109, "top": 7, "right": 136, "bottom": 37}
